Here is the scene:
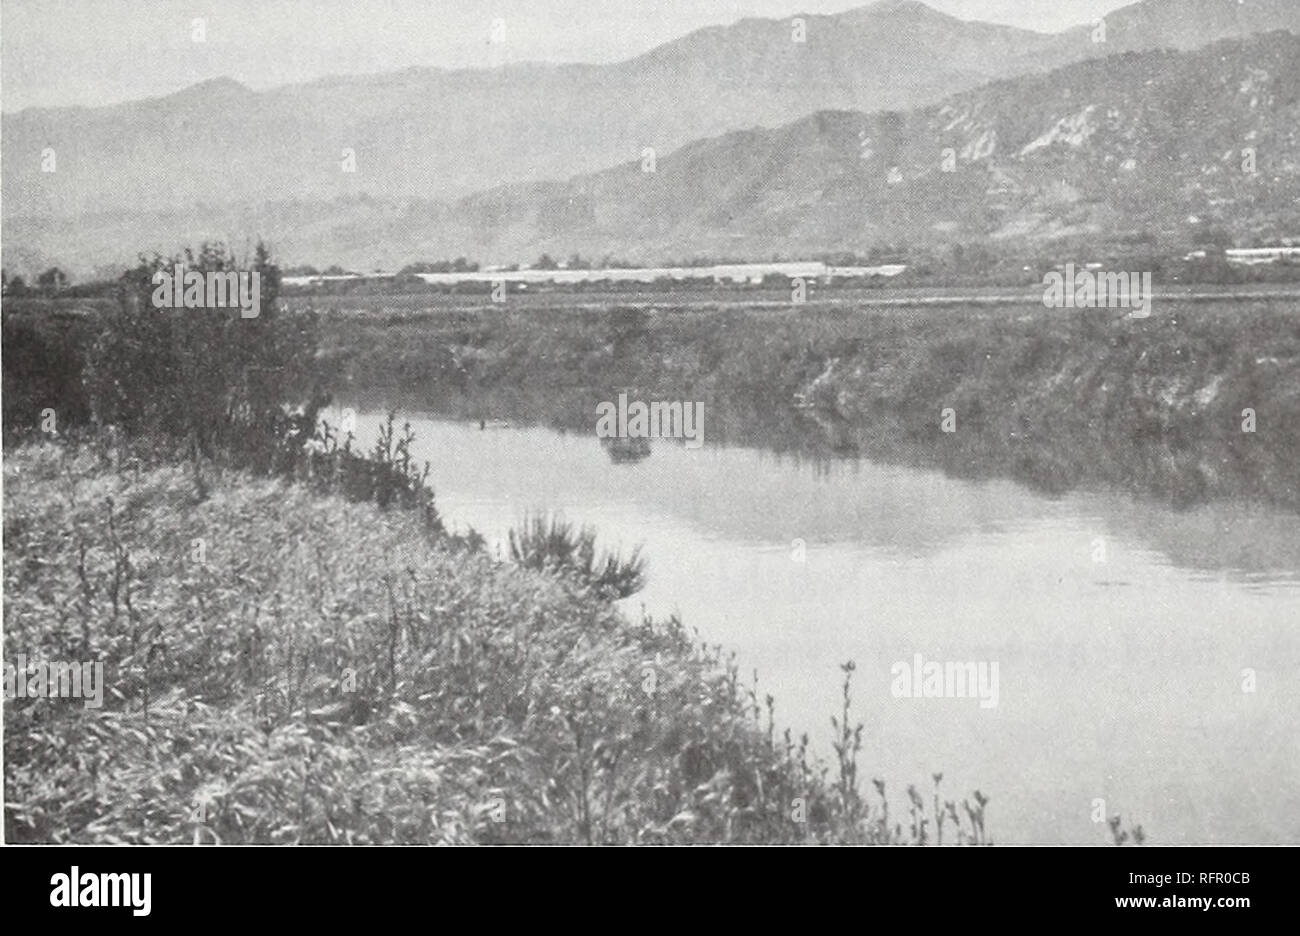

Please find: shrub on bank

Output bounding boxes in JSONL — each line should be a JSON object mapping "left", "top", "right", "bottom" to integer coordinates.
{"left": 507, "top": 513, "right": 646, "bottom": 601}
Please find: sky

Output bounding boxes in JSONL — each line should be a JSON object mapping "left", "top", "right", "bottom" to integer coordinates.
{"left": 2, "top": 0, "right": 1134, "bottom": 111}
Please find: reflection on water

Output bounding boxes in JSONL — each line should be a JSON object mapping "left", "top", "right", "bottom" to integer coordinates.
{"left": 600, "top": 435, "right": 653, "bottom": 464}
{"left": 338, "top": 406, "right": 1300, "bottom": 844}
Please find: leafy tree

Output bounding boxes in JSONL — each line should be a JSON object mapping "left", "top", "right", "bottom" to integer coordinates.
{"left": 37, "top": 267, "right": 69, "bottom": 291}
{"left": 85, "top": 241, "right": 325, "bottom": 474}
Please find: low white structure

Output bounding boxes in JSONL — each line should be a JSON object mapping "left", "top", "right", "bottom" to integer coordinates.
{"left": 1225, "top": 247, "right": 1300, "bottom": 265}
{"left": 283, "top": 262, "right": 908, "bottom": 288}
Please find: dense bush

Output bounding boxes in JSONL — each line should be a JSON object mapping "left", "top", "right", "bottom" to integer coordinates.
{"left": 1, "top": 310, "right": 94, "bottom": 439}
{"left": 2, "top": 244, "right": 456, "bottom": 527}
{"left": 83, "top": 243, "right": 322, "bottom": 472}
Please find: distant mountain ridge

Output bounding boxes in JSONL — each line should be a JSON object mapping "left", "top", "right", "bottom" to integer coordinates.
{"left": 451, "top": 30, "right": 1299, "bottom": 262}
{"left": 6, "top": 0, "right": 1299, "bottom": 218}
{"left": 3, "top": 0, "right": 1055, "bottom": 219}
{"left": 392, "top": 30, "right": 1300, "bottom": 262}
{"left": 4, "top": 0, "right": 1299, "bottom": 274}
{"left": 1046, "top": 0, "right": 1300, "bottom": 55}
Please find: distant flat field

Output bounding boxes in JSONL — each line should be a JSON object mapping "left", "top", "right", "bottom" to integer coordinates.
{"left": 7, "top": 282, "right": 1297, "bottom": 320}
{"left": 282, "top": 283, "right": 1300, "bottom": 315}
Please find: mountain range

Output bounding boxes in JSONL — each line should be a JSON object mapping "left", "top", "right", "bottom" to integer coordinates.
{"left": 4, "top": 0, "right": 1299, "bottom": 275}
{"left": 448, "top": 31, "right": 1300, "bottom": 263}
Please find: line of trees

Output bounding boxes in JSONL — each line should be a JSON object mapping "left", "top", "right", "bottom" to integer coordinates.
{"left": 2, "top": 266, "right": 70, "bottom": 295}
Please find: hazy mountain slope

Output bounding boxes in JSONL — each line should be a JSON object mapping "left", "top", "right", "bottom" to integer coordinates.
{"left": 3, "top": 2, "right": 1056, "bottom": 219}
{"left": 5, "top": 1, "right": 1299, "bottom": 274}
{"left": 10, "top": 31, "right": 1294, "bottom": 274}
{"left": 9, "top": 0, "right": 1299, "bottom": 224}
{"left": 1047, "top": 0, "right": 1300, "bottom": 57}
{"left": 394, "top": 31, "right": 1300, "bottom": 264}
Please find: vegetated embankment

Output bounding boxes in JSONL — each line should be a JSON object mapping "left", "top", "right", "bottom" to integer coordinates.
{"left": 2, "top": 442, "right": 993, "bottom": 844}
{"left": 316, "top": 298, "right": 1300, "bottom": 510}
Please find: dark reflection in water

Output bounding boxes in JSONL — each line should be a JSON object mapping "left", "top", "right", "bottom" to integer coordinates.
{"left": 600, "top": 435, "right": 652, "bottom": 464}
{"left": 337, "top": 395, "right": 1300, "bottom": 586}
{"left": 346, "top": 384, "right": 1299, "bottom": 527}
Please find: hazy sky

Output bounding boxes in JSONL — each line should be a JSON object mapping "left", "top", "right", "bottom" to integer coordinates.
{"left": 2, "top": 0, "right": 1133, "bottom": 111}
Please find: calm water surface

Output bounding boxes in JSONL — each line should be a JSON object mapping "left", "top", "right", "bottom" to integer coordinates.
{"left": 345, "top": 407, "right": 1299, "bottom": 844}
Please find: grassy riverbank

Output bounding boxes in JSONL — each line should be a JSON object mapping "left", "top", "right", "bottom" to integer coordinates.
{"left": 316, "top": 299, "right": 1300, "bottom": 510}
{"left": 3, "top": 441, "right": 999, "bottom": 844}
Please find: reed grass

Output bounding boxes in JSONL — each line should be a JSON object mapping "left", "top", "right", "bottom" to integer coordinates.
{"left": 4, "top": 440, "right": 1003, "bottom": 844}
